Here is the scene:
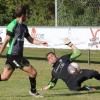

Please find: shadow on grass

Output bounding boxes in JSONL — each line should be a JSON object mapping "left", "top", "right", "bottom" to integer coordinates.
{"left": 0, "top": 88, "right": 100, "bottom": 98}
{"left": 0, "top": 94, "right": 31, "bottom": 97}
{"left": 46, "top": 86, "right": 100, "bottom": 97}
{"left": 1, "top": 55, "right": 100, "bottom": 64}
{"left": 75, "top": 60, "right": 100, "bottom": 64}
{"left": 46, "top": 90, "right": 100, "bottom": 97}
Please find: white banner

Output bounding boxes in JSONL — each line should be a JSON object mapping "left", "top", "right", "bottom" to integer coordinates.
{"left": 0, "top": 27, "right": 6, "bottom": 43}
{"left": 0, "top": 26, "right": 100, "bottom": 50}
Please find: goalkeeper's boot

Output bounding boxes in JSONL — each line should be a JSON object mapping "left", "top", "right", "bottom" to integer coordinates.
{"left": 83, "top": 85, "right": 96, "bottom": 91}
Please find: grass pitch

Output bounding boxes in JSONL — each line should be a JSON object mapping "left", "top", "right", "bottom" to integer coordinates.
{"left": 0, "top": 48, "right": 100, "bottom": 100}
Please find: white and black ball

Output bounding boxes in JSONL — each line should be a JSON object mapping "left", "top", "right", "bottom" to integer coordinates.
{"left": 68, "top": 62, "right": 80, "bottom": 74}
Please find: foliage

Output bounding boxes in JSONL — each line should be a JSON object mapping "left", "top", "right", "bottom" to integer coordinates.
{"left": 0, "top": 0, "right": 100, "bottom": 26}
{"left": 58, "top": 0, "right": 100, "bottom": 26}
{"left": 0, "top": 0, "right": 55, "bottom": 26}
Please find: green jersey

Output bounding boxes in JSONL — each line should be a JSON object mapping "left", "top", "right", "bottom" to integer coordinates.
{"left": 6, "top": 19, "right": 30, "bottom": 56}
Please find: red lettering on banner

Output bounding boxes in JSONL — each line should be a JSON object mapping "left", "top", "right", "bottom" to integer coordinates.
{"left": 90, "top": 28, "right": 100, "bottom": 48}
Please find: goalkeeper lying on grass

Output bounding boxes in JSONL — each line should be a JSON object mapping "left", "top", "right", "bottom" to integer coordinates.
{"left": 42, "top": 38, "right": 100, "bottom": 91}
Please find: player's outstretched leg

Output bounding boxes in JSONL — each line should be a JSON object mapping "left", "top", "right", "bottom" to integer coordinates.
{"left": 22, "top": 65, "right": 43, "bottom": 97}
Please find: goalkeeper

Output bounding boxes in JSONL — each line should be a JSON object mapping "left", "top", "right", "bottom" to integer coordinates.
{"left": 42, "top": 38, "right": 100, "bottom": 91}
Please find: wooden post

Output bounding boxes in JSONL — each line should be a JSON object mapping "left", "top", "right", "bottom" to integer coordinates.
{"left": 88, "top": 49, "right": 90, "bottom": 65}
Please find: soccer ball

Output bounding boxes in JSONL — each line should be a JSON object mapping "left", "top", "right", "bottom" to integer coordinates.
{"left": 68, "top": 62, "right": 80, "bottom": 74}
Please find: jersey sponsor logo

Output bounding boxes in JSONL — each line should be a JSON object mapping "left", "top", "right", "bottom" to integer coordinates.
{"left": 17, "top": 38, "right": 24, "bottom": 41}
{"left": 53, "top": 59, "right": 65, "bottom": 73}
{"left": 17, "top": 32, "right": 24, "bottom": 42}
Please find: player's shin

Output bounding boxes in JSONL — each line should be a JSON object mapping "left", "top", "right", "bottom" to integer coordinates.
{"left": 29, "top": 77, "right": 36, "bottom": 93}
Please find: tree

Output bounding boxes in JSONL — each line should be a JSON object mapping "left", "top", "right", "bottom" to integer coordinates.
{"left": 0, "top": 0, "right": 55, "bottom": 26}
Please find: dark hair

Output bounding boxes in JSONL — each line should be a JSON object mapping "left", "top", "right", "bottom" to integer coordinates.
{"left": 46, "top": 52, "right": 56, "bottom": 58}
{"left": 14, "top": 5, "right": 27, "bottom": 17}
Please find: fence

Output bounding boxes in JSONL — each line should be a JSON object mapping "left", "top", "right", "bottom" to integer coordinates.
{"left": 56, "top": 0, "right": 100, "bottom": 26}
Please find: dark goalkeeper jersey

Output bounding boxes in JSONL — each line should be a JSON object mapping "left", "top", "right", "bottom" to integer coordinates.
{"left": 6, "top": 19, "right": 30, "bottom": 56}
{"left": 48, "top": 49, "right": 100, "bottom": 91}
{"left": 52, "top": 54, "right": 71, "bottom": 80}
{"left": 47, "top": 49, "right": 81, "bottom": 89}
{"left": 52, "top": 48, "right": 81, "bottom": 80}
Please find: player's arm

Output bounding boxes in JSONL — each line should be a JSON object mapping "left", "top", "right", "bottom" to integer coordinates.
{"left": 47, "top": 77, "right": 58, "bottom": 89}
{"left": 64, "top": 38, "right": 81, "bottom": 61}
{"left": 26, "top": 35, "right": 48, "bottom": 46}
{"left": 70, "top": 48, "right": 81, "bottom": 61}
{"left": 42, "top": 76, "right": 58, "bottom": 90}
{"left": 0, "top": 35, "right": 10, "bottom": 54}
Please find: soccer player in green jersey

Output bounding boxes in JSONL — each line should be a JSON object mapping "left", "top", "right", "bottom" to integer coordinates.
{"left": 0, "top": 5, "right": 47, "bottom": 97}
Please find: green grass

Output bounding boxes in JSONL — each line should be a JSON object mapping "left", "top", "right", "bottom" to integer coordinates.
{"left": 0, "top": 48, "right": 100, "bottom": 100}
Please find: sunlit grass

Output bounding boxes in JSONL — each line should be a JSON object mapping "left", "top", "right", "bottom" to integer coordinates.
{"left": 0, "top": 48, "right": 99, "bottom": 100}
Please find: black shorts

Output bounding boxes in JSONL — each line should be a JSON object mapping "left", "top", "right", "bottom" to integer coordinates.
{"left": 5, "top": 55, "right": 30, "bottom": 69}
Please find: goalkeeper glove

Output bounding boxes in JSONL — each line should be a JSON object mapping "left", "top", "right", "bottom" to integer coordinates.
{"left": 64, "top": 38, "right": 73, "bottom": 47}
